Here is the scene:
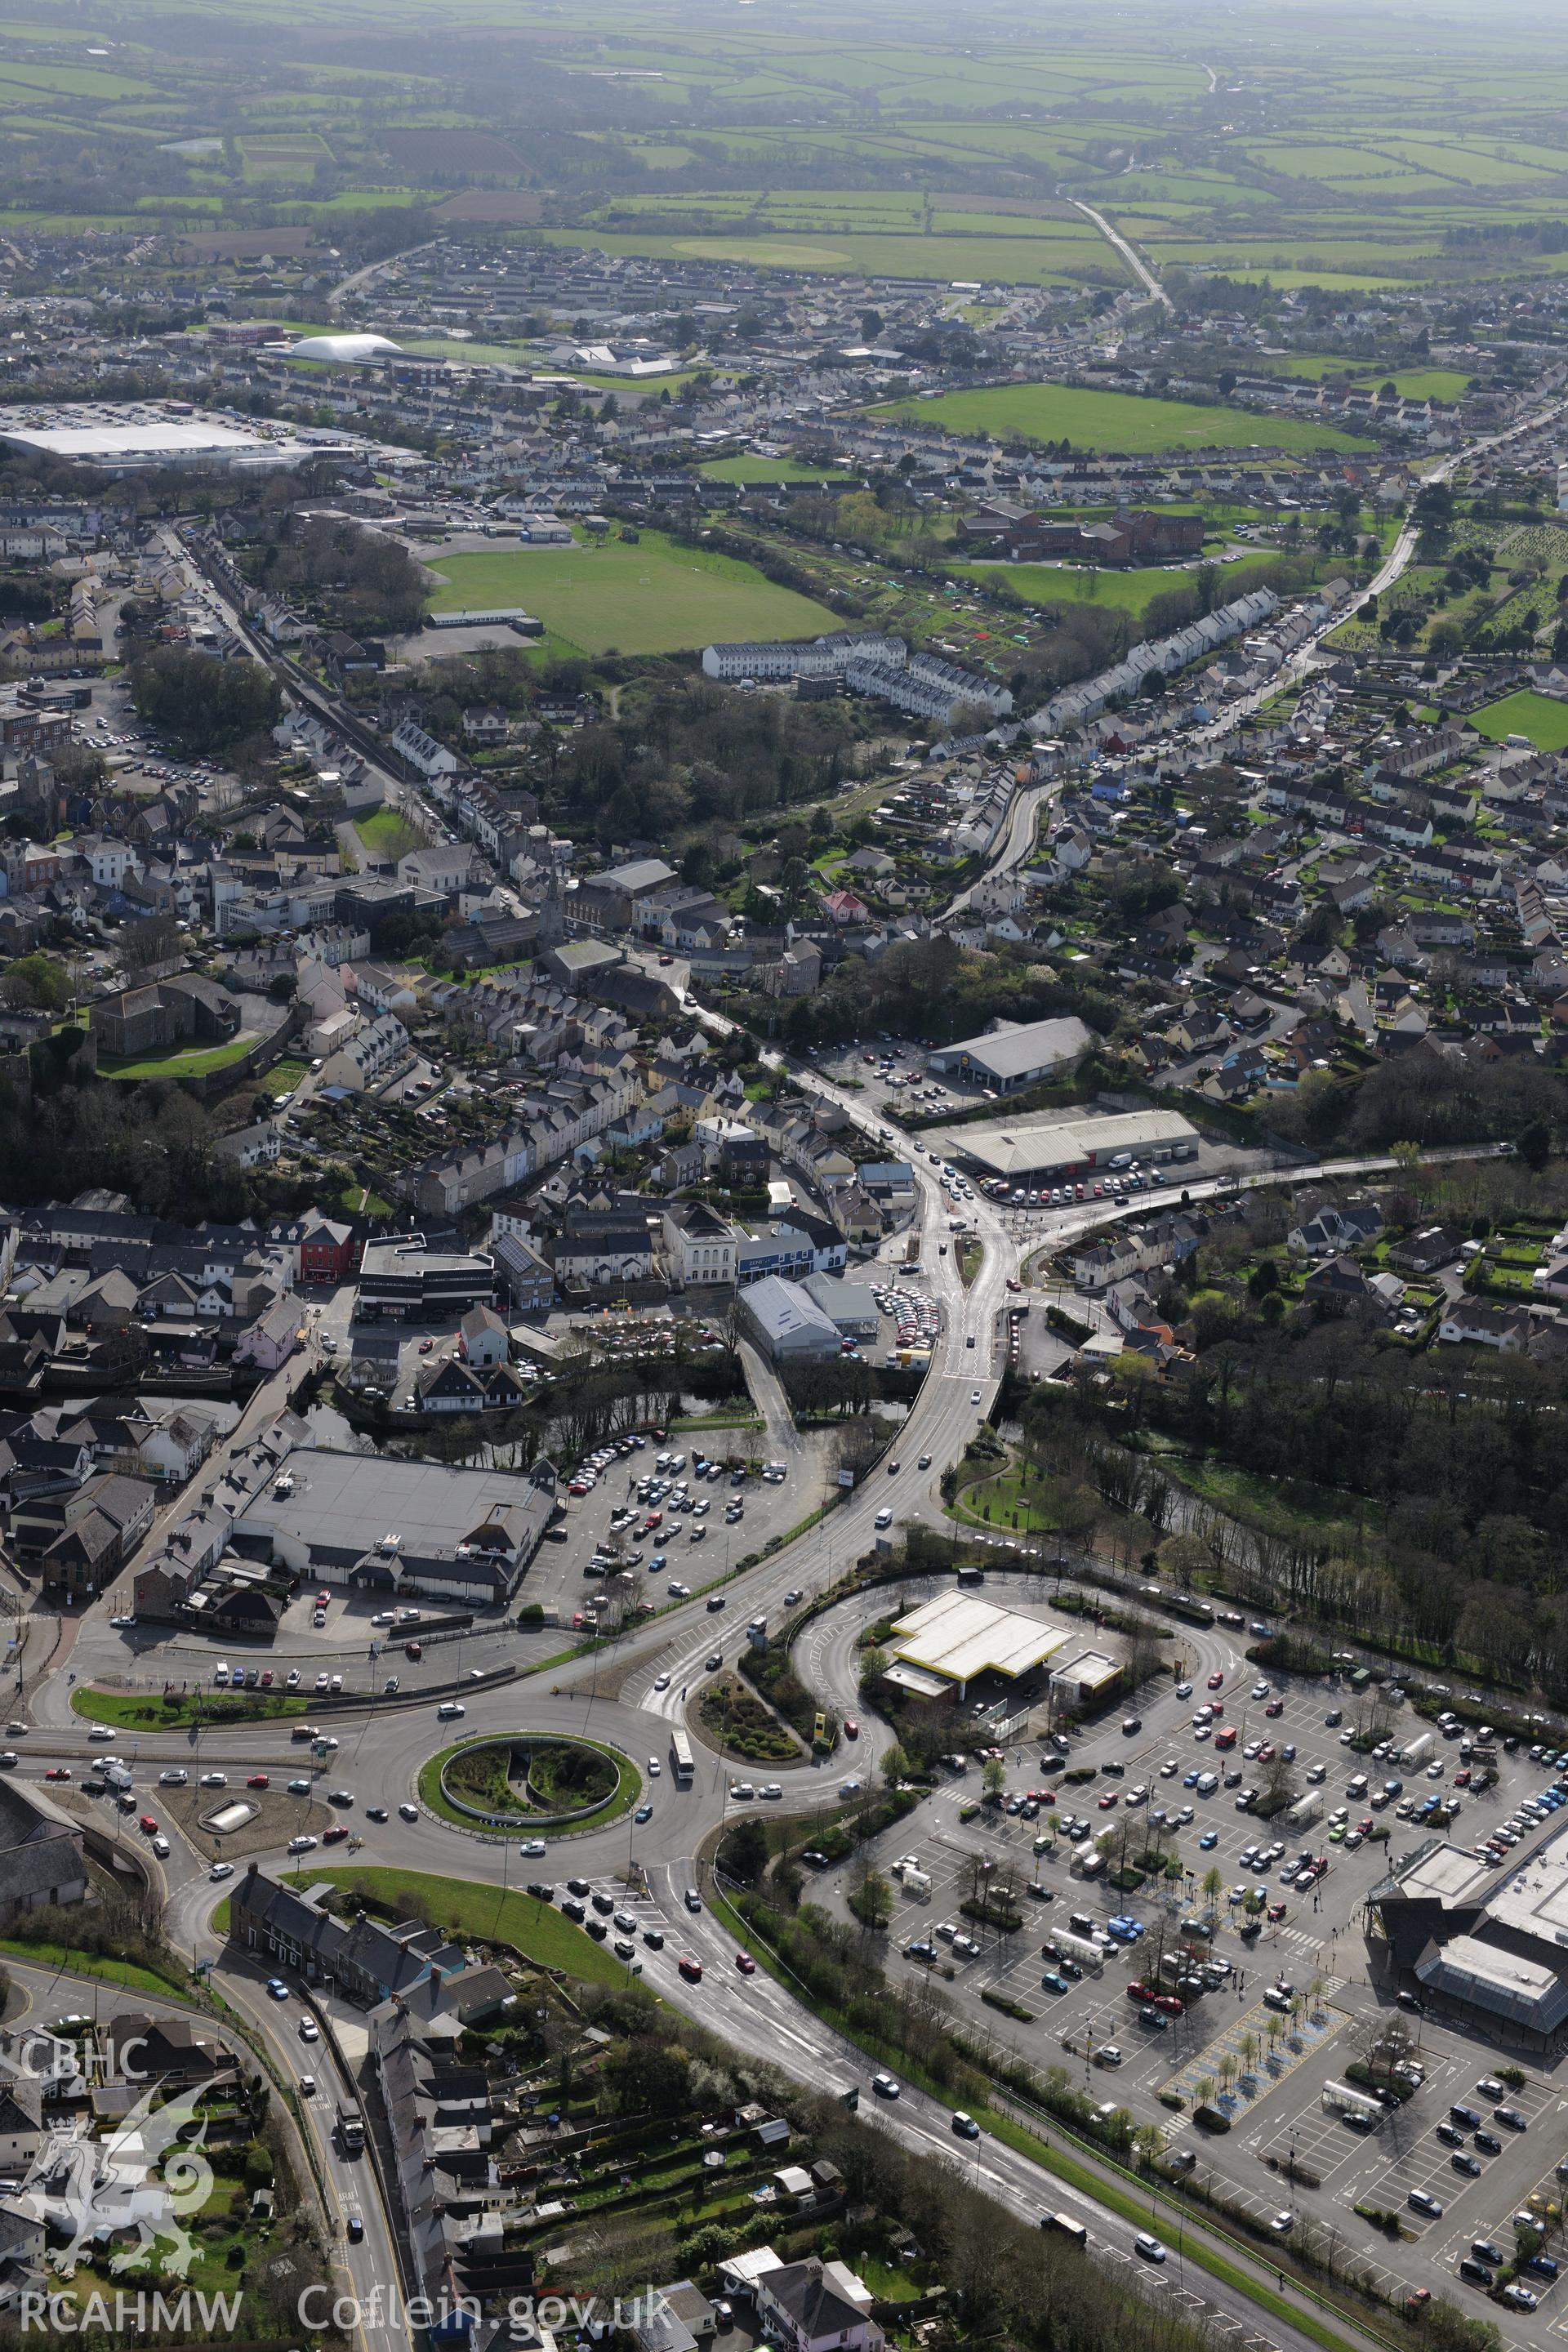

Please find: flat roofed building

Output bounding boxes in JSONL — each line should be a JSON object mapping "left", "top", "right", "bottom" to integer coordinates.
{"left": 926, "top": 1014, "right": 1092, "bottom": 1094}
{"left": 889, "top": 1590, "right": 1071, "bottom": 1695}
{"left": 931, "top": 1107, "right": 1199, "bottom": 1183}
{"left": 1051, "top": 1648, "right": 1121, "bottom": 1703}
{"left": 1371, "top": 1815, "right": 1568, "bottom": 2046}
{"left": 0, "top": 403, "right": 364, "bottom": 474}
{"left": 233, "top": 1446, "right": 556, "bottom": 1606}
{"left": 1414, "top": 1935, "right": 1568, "bottom": 2038}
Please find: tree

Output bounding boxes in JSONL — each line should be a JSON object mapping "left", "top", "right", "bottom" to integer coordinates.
{"left": 131, "top": 649, "right": 281, "bottom": 751}
{"left": 0, "top": 952, "right": 65, "bottom": 1011}
{"left": 982, "top": 1757, "right": 1007, "bottom": 1799}
{"left": 1155, "top": 1531, "right": 1209, "bottom": 1597}
{"left": 1518, "top": 1117, "right": 1552, "bottom": 1170}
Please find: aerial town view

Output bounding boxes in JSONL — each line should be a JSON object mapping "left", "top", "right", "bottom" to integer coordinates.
{"left": 10, "top": 5, "right": 1568, "bottom": 2352}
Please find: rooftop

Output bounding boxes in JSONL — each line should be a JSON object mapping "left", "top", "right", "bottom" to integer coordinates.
{"left": 235, "top": 1447, "right": 544, "bottom": 1565}
{"left": 889, "top": 1590, "right": 1071, "bottom": 1685}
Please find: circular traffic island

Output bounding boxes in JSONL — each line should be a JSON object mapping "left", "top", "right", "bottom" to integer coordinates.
{"left": 420, "top": 1733, "right": 639, "bottom": 1838}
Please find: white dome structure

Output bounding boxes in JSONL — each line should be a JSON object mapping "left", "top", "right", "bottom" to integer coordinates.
{"left": 287, "top": 332, "right": 403, "bottom": 366}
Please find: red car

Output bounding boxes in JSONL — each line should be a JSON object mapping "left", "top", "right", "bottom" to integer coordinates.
{"left": 844, "top": 1718, "right": 859, "bottom": 1740}
{"left": 1257, "top": 1741, "right": 1276, "bottom": 1762}
{"left": 247, "top": 1773, "right": 270, "bottom": 1789}
{"left": 1454, "top": 1767, "right": 1472, "bottom": 1786}
{"left": 259, "top": 1669, "right": 274, "bottom": 1688}
{"left": 138, "top": 1815, "right": 158, "bottom": 1836}
{"left": 1207, "top": 1671, "right": 1223, "bottom": 1690}
{"left": 735, "top": 1953, "right": 757, "bottom": 1975}
{"left": 418, "top": 1338, "right": 434, "bottom": 1354}
{"left": 404, "top": 1640, "right": 423, "bottom": 1660}
{"left": 1006, "top": 1277, "right": 1022, "bottom": 1293}
{"left": 44, "top": 1766, "right": 69, "bottom": 1782}
{"left": 316, "top": 1590, "right": 331, "bottom": 1607}
{"left": 1264, "top": 1699, "right": 1284, "bottom": 1717}
{"left": 323, "top": 1824, "right": 350, "bottom": 1845}
{"left": 1267, "top": 1902, "right": 1286, "bottom": 1922}
{"left": 679, "top": 1956, "right": 703, "bottom": 1983}
{"left": 1098, "top": 1791, "right": 1119, "bottom": 1810}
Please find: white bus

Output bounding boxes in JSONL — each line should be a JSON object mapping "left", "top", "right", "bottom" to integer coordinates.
{"left": 670, "top": 1730, "right": 694, "bottom": 1788}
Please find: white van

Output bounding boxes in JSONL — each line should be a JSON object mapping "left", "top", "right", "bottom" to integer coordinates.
{"left": 875, "top": 1508, "right": 893, "bottom": 1530}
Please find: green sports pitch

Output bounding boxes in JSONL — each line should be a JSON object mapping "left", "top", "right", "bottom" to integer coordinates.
{"left": 423, "top": 529, "right": 838, "bottom": 657}
{"left": 870, "top": 381, "right": 1376, "bottom": 457}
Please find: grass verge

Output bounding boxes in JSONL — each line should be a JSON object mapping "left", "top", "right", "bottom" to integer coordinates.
{"left": 73, "top": 1686, "right": 313, "bottom": 1731}
{"left": 0, "top": 1937, "right": 190, "bottom": 2000}
{"left": 284, "top": 1864, "right": 631, "bottom": 1989}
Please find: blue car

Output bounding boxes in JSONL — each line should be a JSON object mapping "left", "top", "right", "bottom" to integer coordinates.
{"left": 1199, "top": 1830, "right": 1219, "bottom": 1850}
{"left": 649, "top": 1553, "right": 667, "bottom": 1572}
{"left": 265, "top": 1978, "right": 288, "bottom": 2000}
{"left": 1106, "top": 1914, "right": 1144, "bottom": 1940}
{"left": 1183, "top": 1771, "right": 1200, "bottom": 1788}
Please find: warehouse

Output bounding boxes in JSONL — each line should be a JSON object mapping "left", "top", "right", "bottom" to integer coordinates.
{"left": 887, "top": 1590, "right": 1071, "bottom": 1699}
{"left": 929, "top": 1106, "right": 1199, "bottom": 1185}
{"left": 926, "top": 1014, "right": 1092, "bottom": 1094}
{"left": 0, "top": 402, "right": 368, "bottom": 474}
{"left": 737, "top": 1275, "right": 843, "bottom": 1362}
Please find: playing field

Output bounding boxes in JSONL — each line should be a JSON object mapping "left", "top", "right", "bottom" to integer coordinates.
{"left": 871, "top": 382, "right": 1374, "bottom": 456}
{"left": 423, "top": 530, "right": 838, "bottom": 657}
{"left": 1471, "top": 690, "right": 1568, "bottom": 752}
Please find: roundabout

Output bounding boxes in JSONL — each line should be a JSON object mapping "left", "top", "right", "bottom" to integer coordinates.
{"left": 417, "top": 1730, "right": 641, "bottom": 1836}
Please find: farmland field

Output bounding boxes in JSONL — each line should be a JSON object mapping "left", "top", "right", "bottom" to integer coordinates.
{"left": 870, "top": 382, "right": 1376, "bottom": 456}
{"left": 423, "top": 530, "right": 838, "bottom": 657}
{"left": 11, "top": 4, "right": 1568, "bottom": 301}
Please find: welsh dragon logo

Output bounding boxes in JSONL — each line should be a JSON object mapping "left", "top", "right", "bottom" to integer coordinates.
{"left": 14, "top": 2080, "right": 214, "bottom": 2279}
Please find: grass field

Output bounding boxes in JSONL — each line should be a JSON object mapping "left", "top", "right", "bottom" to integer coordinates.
{"left": 98, "top": 1034, "right": 260, "bottom": 1081}
{"left": 424, "top": 528, "right": 838, "bottom": 656}
{"left": 871, "top": 382, "right": 1375, "bottom": 456}
{"left": 1472, "top": 689, "right": 1568, "bottom": 751}
{"left": 696, "top": 455, "right": 846, "bottom": 484}
{"left": 354, "top": 805, "right": 424, "bottom": 859}
{"left": 283, "top": 1864, "right": 631, "bottom": 1989}
{"left": 954, "top": 553, "right": 1276, "bottom": 612}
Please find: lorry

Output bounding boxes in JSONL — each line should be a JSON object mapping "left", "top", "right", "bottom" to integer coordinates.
{"left": 1400, "top": 1732, "right": 1434, "bottom": 1770}
{"left": 336, "top": 2101, "right": 366, "bottom": 2155}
